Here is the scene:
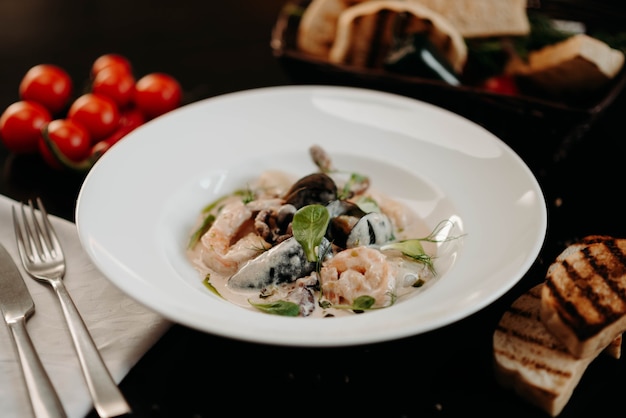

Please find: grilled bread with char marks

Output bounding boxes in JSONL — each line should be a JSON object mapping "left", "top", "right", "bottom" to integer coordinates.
{"left": 541, "top": 235, "right": 626, "bottom": 359}
{"left": 296, "top": 0, "right": 530, "bottom": 59}
{"left": 328, "top": 0, "right": 467, "bottom": 73}
{"left": 493, "top": 284, "right": 621, "bottom": 416}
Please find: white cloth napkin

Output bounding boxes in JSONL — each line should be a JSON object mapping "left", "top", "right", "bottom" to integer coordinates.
{"left": 0, "top": 194, "right": 171, "bottom": 418}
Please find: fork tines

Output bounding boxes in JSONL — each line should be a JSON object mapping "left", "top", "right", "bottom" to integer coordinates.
{"left": 14, "top": 198, "right": 63, "bottom": 265}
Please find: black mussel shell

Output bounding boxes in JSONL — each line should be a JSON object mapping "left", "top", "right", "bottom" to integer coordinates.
{"left": 284, "top": 172, "right": 337, "bottom": 209}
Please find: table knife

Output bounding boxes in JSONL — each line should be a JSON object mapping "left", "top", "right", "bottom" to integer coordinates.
{"left": 0, "top": 243, "right": 67, "bottom": 418}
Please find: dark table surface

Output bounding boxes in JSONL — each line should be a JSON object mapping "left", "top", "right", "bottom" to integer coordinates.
{"left": 2, "top": 1, "right": 626, "bottom": 417}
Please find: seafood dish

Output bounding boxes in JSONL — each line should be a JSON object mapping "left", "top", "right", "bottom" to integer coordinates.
{"left": 186, "top": 145, "right": 462, "bottom": 317}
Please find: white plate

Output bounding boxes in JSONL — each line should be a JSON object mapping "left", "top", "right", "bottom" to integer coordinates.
{"left": 76, "top": 85, "right": 547, "bottom": 347}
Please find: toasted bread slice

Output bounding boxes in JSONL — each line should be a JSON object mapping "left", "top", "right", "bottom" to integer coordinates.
{"left": 509, "top": 34, "right": 625, "bottom": 99}
{"left": 297, "top": 0, "right": 530, "bottom": 59}
{"left": 407, "top": 0, "right": 530, "bottom": 38}
{"left": 493, "top": 284, "right": 620, "bottom": 416}
{"left": 605, "top": 332, "right": 622, "bottom": 359}
{"left": 328, "top": 0, "right": 467, "bottom": 73}
{"left": 297, "top": 0, "right": 363, "bottom": 58}
{"left": 540, "top": 235, "right": 626, "bottom": 359}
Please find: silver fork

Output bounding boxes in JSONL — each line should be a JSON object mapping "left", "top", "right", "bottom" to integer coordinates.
{"left": 13, "top": 198, "right": 131, "bottom": 418}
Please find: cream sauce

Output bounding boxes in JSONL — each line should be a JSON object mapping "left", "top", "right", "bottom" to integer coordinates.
{"left": 186, "top": 169, "right": 435, "bottom": 318}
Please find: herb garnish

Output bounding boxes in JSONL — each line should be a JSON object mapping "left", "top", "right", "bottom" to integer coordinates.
{"left": 380, "top": 220, "right": 464, "bottom": 275}
{"left": 338, "top": 172, "right": 370, "bottom": 200}
{"left": 188, "top": 188, "right": 254, "bottom": 249}
{"left": 249, "top": 300, "right": 300, "bottom": 316}
{"left": 320, "top": 293, "right": 398, "bottom": 313}
{"left": 203, "top": 274, "right": 223, "bottom": 298}
{"left": 292, "top": 204, "right": 330, "bottom": 262}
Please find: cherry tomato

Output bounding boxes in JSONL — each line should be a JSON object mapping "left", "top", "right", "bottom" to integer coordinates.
{"left": 92, "top": 67, "right": 135, "bottom": 109}
{"left": 68, "top": 93, "right": 120, "bottom": 141}
{"left": 39, "top": 119, "right": 92, "bottom": 169}
{"left": 91, "top": 53, "right": 132, "bottom": 78}
{"left": 91, "top": 107, "right": 145, "bottom": 156}
{"left": 19, "top": 64, "right": 73, "bottom": 114}
{"left": 0, "top": 100, "right": 52, "bottom": 154}
{"left": 481, "top": 75, "right": 519, "bottom": 96}
{"left": 134, "top": 73, "right": 182, "bottom": 119}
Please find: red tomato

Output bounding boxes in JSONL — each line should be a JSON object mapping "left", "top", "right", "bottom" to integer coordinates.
{"left": 482, "top": 75, "right": 519, "bottom": 96}
{"left": 0, "top": 101, "right": 52, "bottom": 154}
{"left": 38, "top": 119, "right": 92, "bottom": 169}
{"left": 91, "top": 54, "right": 132, "bottom": 78}
{"left": 68, "top": 93, "right": 120, "bottom": 141}
{"left": 92, "top": 67, "right": 136, "bottom": 109}
{"left": 134, "top": 73, "right": 182, "bottom": 119}
{"left": 19, "top": 64, "right": 73, "bottom": 114}
{"left": 91, "top": 107, "right": 145, "bottom": 156}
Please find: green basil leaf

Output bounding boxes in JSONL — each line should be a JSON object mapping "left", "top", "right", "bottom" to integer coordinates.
{"left": 249, "top": 300, "right": 300, "bottom": 316}
{"left": 352, "top": 295, "right": 376, "bottom": 310}
{"left": 292, "top": 204, "right": 330, "bottom": 262}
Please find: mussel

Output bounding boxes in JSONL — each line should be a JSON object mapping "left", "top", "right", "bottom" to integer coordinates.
{"left": 283, "top": 172, "right": 337, "bottom": 209}
{"left": 326, "top": 200, "right": 394, "bottom": 249}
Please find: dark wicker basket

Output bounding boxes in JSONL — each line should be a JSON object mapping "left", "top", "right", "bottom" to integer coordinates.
{"left": 271, "top": 0, "right": 626, "bottom": 176}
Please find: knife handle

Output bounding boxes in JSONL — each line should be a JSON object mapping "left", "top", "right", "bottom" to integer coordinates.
{"left": 9, "top": 317, "right": 67, "bottom": 418}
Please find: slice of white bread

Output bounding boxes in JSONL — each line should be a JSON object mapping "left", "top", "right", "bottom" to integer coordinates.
{"left": 509, "top": 34, "right": 625, "bottom": 97}
{"left": 328, "top": 0, "right": 467, "bottom": 73}
{"left": 297, "top": 0, "right": 363, "bottom": 58}
{"left": 409, "top": 0, "right": 530, "bottom": 38}
{"left": 541, "top": 235, "right": 626, "bottom": 359}
{"left": 493, "top": 284, "right": 621, "bottom": 416}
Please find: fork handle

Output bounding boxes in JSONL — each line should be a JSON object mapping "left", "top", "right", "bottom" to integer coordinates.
{"left": 51, "top": 278, "right": 131, "bottom": 418}
{"left": 9, "top": 317, "right": 67, "bottom": 418}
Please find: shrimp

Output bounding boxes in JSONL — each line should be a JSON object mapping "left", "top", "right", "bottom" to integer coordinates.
{"left": 319, "top": 246, "right": 396, "bottom": 308}
{"left": 249, "top": 170, "right": 295, "bottom": 199}
{"left": 200, "top": 199, "right": 272, "bottom": 275}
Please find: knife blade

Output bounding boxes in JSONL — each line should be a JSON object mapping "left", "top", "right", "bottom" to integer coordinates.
{"left": 0, "top": 243, "right": 67, "bottom": 418}
{"left": 0, "top": 243, "right": 35, "bottom": 322}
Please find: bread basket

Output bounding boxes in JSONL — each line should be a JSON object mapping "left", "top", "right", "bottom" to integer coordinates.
{"left": 271, "top": 0, "right": 626, "bottom": 176}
